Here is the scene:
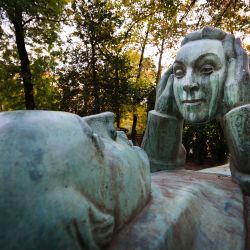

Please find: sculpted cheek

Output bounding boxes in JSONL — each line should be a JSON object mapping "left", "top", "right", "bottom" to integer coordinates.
{"left": 201, "top": 77, "right": 211, "bottom": 97}
{"left": 173, "top": 80, "right": 181, "bottom": 103}
{"left": 208, "top": 75, "right": 221, "bottom": 118}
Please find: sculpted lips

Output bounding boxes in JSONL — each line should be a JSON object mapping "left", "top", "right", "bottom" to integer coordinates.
{"left": 182, "top": 99, "right": 204, "bottom": 105}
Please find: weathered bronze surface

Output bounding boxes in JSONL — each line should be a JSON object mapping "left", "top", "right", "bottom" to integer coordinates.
{"left": 142, "top": 26, "right": 250, "bottom": 191}
{"left": 109, "top": 170, "right": 245, "bottom": 250}
{"left": 0, "top": 111, "right": 150, "bottom": 249}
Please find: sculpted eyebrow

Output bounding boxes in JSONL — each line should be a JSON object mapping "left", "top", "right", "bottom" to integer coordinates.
{"left": 194, "top": 53, "right": 222, "bottom": 67}
{"left": 173, "top": 60, "right": 185, "bottom": 67}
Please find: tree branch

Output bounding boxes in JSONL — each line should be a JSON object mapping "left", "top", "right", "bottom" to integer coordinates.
{"left": 214, "top": 1, "right": 232, "bottom": 27}
{"left": 23, "top": 17, "right": 34, "bottom": 25}
{"left": 35, "top": 16, "right": 67, "bottom": 23}
{"left": 178, "top": 0, "right": 197, "bottom": 24}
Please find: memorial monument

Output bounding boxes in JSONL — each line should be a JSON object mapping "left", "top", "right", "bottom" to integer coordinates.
{"left": 0, "top": 27, "right": 249, "bottom": 249}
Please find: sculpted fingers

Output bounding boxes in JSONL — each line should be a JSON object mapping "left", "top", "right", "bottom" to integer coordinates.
{"left": 155, "top": 73, "right": 174, "bottom": 114}
{"left": 156, "top": 66, "right": 173, "bottom": 101}
{"left": 224, "top": 38, "right": 250, "bottom": 111}
{"left": 235, "top": 38, "right": 249, "bottom": 75}
{"left": 234, "top": 38, "right": 250, "bottom": 105}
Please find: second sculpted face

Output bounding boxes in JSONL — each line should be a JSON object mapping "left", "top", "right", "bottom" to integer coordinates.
{"left": 173, "top": 39, "right": 227, "bottom": 123}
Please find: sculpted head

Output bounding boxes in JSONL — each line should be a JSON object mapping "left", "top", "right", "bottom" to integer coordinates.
{"left": 0, "top": 111, "right": 150, "bottom": 249}
{"left": 173, "top": 27, "right": 235, "bottom": 123}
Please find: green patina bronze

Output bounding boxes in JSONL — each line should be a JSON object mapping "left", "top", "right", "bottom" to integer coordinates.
{"left": 0, "top": 27, "right": 249, "bottom": 250}
{"left": 142, "top": 26, "right": 250, "bottom": 191}
{"left": 0, "top": 111, "right": 150, "bottom": 249}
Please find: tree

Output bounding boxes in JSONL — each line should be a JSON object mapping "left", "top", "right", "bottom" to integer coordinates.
{"left": 125, "top": 50, "right": 156, "bottom": 141}
{"left": 58, "top": 1, "right": 130, "bottom": 123}
{"left": 0, "top": 47, "right": 25, "bottom": 110}
{"left": 0, "top": 0, "right": 67, "bottom": 109}
{"left": 69, "top": 0, "right": 123, "bottom": 114}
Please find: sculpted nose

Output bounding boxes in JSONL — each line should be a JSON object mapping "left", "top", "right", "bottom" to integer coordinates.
{"left": 182, "top": 69, "right": 199, "bottom": 92}
{"left": 183, "top": 82, "right": 199, "bottom": 92}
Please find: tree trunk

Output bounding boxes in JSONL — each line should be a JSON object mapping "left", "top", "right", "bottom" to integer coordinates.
{"left": 114, "top": 66, "right": 121, "bottom": 128}
{"left": 90, "top": 40, "right": 100, "bottom": 114}
{"left": 155, "top": 38, "right": 165, "bottom": 84}
{"left": 12, "top": 11, "right": 35, "bottom": 109}
{"left": 116, "top": 112, "right": 121, "bottom": 128}
{"left": 147, "top": 87, "right": 156, "bottom": 113}
{"left": 131, "top": 113, "right": 138, "bottom": 144}
{"left": 136, "top": 22, "right": 151, "bottom": 82}
{"left": 131, "top": 22, "right": 151, "bottom": 137}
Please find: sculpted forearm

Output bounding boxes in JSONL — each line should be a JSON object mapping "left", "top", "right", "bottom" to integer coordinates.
{"left": 142, "top": 110, "right": 185, "bottom": 172}
{"left": 223, "top": 105, "right": 250, "bottom": 173}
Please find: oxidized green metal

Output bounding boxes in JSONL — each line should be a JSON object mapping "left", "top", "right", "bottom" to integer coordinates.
{"left": 109, "top": 170, "right": 245, "bottom": 250}
{"left": 142, "top": 26, "right": 250, "bottom": 192}
{"left": 0, "top": 111, "right": 150, "bottom": 249}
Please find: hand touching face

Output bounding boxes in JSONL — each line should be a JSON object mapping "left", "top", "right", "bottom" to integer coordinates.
{"left": 173, "top": 39, "right": 227, "bottom": 123}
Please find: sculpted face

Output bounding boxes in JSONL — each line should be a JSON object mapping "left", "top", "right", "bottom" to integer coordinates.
{"left": 173, "top": 39, "right": 227, "bottom": 123}
{"left": 0, "top": 111, "right": 150, "bottom": 249}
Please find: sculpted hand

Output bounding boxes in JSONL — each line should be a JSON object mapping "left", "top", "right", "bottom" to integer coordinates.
{"left": 142, "top": 66, "right": 186, "bottom": 171}
{"left": 155, "top": 67, "right": 180, "bottom": 118}
{"left": 223, "top": 38, "right": 250, "bottom": 113}
{"left": 221, "top": 38, "right": 250, "bottom": 189}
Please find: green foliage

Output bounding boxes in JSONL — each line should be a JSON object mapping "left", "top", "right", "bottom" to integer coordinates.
{"left": 183, "top": 121, "right": 229, "bottom": 165}
{"left": 0, "top": 47, "right": 25, "bottom": 110}
{"left": 58, "top": 0, "right": 157, "bottom": 129}
{"left": 127, "top": 50, "right": 156, "bottom": 108}
{"left": 0, "top": 47, "right": 60, "bottom": 110}
{"left": 0, "top": 62, "right": 25, "bottom": 110}
{"left": 0, "top": 0, "right": 68, "bottom": 109}
{"left": 32, "top": 56, "right": 61, "bottom": 110}
{"left": 58, "top": 43, "right": 134, "bottom": 120}
{"left": 0, "top": 0, "right": 68, "bottom": 50}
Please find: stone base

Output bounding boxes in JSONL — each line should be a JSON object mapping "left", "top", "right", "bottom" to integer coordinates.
{"left": 230, "top": 162, "right": 250, "bottom": 193}
{"left": 109, "top": 170, "right": 245, "bottom": 250}
{"left": 198, "top": 163, "right": 231, "bottom": 176}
